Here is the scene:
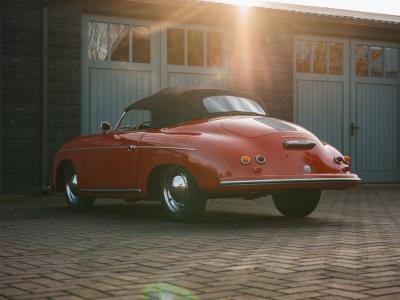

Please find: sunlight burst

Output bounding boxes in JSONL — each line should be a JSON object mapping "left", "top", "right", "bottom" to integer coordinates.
{"left": 218, "top": 0, "right": 261, "bottom": 8}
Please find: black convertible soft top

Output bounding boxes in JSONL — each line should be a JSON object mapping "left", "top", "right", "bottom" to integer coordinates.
{"left": 125, "top": 88, "right": 267, "bottom": 128}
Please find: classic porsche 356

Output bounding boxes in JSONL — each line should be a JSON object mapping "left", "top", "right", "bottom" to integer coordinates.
{"left": 52, "top": 88, "right": 361, "bottom": 221}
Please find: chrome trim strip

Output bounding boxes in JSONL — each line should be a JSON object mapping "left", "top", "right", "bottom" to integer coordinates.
{"left": 80, "top": 188, "right": 142, "bottom": 193}
{"left": 220, "top": 177, "right": 362, "bottom": 187}
{"left": 136, "top": 146, "right": 196, "bottom": 151}
{"left": 61, "top": 146, "right": 129, "bottom": 152}
{"left": 61, "top": 146, "right": 196, "bottom": 152}
{"left": 114, "top": 111, "right": 126, "bottom": 131}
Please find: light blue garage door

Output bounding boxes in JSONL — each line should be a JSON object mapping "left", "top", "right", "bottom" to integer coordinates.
{"left": 351, "top": 41, "right": 400, "bottom": 182}
{"left": 295, "top": 37, "right": 400, "bottom": 182}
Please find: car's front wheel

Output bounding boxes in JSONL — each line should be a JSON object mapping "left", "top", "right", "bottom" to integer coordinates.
{"left": 64, "top": 166, "right": 94, "bottom": 211}
{"left": 158, "top": 166, "right": 206, "bottom": 222}
{"left": 272, "top": 189, "right": 321, "bottom": 217}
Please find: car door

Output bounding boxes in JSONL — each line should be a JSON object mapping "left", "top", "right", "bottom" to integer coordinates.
{"left": 81, "top": 131, "right": 145, "bottom": 190}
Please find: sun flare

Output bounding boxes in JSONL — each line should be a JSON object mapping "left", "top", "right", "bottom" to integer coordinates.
{"left": 217, "top": 0, "right": 261, "bottom": 7}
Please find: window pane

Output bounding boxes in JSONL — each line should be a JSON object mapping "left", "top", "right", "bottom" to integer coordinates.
{"left": 110, "top": 24, "right": 129, "bottom": 62}
{"left": 118, "top": 109, "right": 152, "bottom": 131}
{"left": 88, "top": 22, "right": 108, "bottom": 61}
{"left": 296, "top": 40, "right": 311, "bottom": 73}
{"left": 188, "top": 30, "right": 204, "bottom": 67}
{"left": 371, "top": 46, "right": 384, "bottom": 77}
{"left": 167, "top": 28, "right": 185, "bottom": 65}
{"left": 203, "top": 96, "right": 266, "bottom": 115}
{"left": 312, "top": 42, "right": 327, "bottom": 74}
{"left": 329, "top": 43, "right": 344, "bottom": 75}
{"left": 356, "top": 45, "right": 369, "bottom": 77}
{"left": 385, "top": 48, "right": 399, "bottom": 79}
{"left": 132, "top": 26, "right": 150, "bottom": 63}
{"left": 207, "top": 32, "right": 223, "bottom": 67}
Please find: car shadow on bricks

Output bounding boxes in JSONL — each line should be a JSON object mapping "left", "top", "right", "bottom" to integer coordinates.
{"left": 0, "top": 197, "right": 345, "bottom": 230}
{"left": 81, "top": 201, "right": 341, "bottom": 230}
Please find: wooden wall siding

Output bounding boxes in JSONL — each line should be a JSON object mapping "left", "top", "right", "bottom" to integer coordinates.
{"left": 355, "top": 84, "right": 398, "bottom": 174}
{"left": 88, "top": 69, "right": 152, "bottom": 134}
{"left": 168, "top": 73, "right": 225, "bottom": 89}
{"left": 1, "top": 0, "right": 43, "bottom": 192}
{"left": 297, "top": 80, "right": 344, "bottom": 152}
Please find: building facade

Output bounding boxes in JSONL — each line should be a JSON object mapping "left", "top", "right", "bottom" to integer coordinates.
{"left": 1, "top": 0, "right": 400, "bottom": 193}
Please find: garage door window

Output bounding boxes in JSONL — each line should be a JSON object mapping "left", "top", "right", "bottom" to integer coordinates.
{"left": 329, "top": 43, "right": 344, "bottom": 75}
{"left": 385, "top": 48, "right": 399, "bottom": 78}
{"left": 88, "top": 21, "right": 150, "bottom": 64}
{"left": 88, "top": 22, "right": 108, "bottom": 61}
{"left": 110, "top": 24, "right": 129, "bottom": 62}
{"left": 296, "top": 40, "right": 343, "bottom": 75}
{"left": 355, "top": 45, "right": 399, "bottom": 78}
{"left": 167, "top": 28, "right": 224, "bottom": 68}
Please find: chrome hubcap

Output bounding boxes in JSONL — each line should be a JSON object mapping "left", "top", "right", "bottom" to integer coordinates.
{"left": 163, "top": 169, "right": 189, "bottom": 213}
{"left": 65, "top": 173, "right": 80, "bottom": 204}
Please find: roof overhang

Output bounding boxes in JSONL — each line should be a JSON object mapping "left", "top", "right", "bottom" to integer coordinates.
{"left": 129, "top": 0, "right": 400, "bottom": 28}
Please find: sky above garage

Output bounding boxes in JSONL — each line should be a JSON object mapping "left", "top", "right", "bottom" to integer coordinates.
{"left": 226, "top": 0, "right": 400, "bottom": 16}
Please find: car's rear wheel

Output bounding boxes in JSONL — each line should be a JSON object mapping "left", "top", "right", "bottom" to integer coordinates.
{"left": 64, "top": 166, "right": 94, "bottom": 211}
{"left": 272, "top": 189, "right": 321, "bottom": 217}
{"left": 158, "top": 166, "right": 206, "bottom": 222}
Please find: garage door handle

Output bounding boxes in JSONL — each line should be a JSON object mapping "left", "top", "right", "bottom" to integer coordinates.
{"left": 351, "top": 122, "right": 360, "bottom": 136}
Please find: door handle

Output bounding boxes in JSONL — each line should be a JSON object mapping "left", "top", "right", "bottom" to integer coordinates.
{"left": 351, "top": 122, "right": 360, "bottom": 136}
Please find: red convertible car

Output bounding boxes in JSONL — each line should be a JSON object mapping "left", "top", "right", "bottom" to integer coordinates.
{"left": 52, "top": 88, "right": 361, "bottom": 221}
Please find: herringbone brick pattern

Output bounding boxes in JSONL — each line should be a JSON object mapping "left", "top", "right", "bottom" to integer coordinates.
{"left": 0, "top": 185, "right": 399, "bottom": 299}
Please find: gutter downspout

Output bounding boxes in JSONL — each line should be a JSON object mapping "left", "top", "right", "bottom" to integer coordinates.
{"left": 0, "top": 2, "right": 2, "bottom": 193}
{"left": 42, "top": 0, "right": 49, "bottom": 192}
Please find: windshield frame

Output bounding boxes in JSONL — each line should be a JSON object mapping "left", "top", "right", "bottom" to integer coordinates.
{"left": 115, "top": 109, "right": 153, "bottom": 132}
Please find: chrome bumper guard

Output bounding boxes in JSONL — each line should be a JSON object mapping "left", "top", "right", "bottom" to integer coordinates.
{"left": 220, "top": 177, "right": 361, "bottom": 187}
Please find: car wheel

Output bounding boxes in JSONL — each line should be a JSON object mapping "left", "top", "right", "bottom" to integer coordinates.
{"left": 159, "top": 166, "right": 207, "bottom": 221}
{"left": 64, "top": 166, "right": 94, "bottom": 211}
{"left": 272, "top": 189, "right": 321, "bottom": 217}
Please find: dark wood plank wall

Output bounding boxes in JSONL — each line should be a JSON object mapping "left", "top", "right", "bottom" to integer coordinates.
{"left": 1, "top": 0, "right": 43, "bottom": 192}
{"left": 1, "top": 0, "right": 399, "bottom": 192}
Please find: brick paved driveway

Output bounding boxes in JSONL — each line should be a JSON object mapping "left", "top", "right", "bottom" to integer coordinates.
{"left": 1, "top": 185, "right": 400, "bottom": 300}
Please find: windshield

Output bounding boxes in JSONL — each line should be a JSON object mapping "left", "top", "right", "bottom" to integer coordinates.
{"left": 117, "top": 109, "right": 152, "bottom": 131}
{"left": 203, "top": 96, "right": 266, "bottom": 116}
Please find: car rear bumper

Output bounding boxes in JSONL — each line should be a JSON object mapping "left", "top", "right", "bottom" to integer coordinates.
{"left": 219, "top": 174, "right": 361, "bottom": 190}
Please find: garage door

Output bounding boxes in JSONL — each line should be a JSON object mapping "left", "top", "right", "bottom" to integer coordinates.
{"left": 351, "top": 41, "right": 400, "bottom": 182}
{"left": 294, "top": 36, "right": 351, "bottom": 154}
{"left": 295, "top": 36, "right": 400, "bottom": 182}
{"left": 82, "top": 16, "right": 229, "bottom": 135}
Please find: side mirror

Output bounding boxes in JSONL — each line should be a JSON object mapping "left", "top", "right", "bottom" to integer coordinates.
{"left": 101, "top": 122, "right": 111, "bottom": 133}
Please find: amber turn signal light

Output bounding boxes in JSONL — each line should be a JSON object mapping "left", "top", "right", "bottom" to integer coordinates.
{"left": 334, "top": 155, "right": 350, "bottom": 165}
{"left": 240, "top": 155, "right": 251, "bottom": 165}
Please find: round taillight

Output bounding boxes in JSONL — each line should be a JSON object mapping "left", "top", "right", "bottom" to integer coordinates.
{"left": 240, "top": 155, "right": 251, "bottom": 165}
{"left": 255, "top": 155, "right": 266, "bottom": 165}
